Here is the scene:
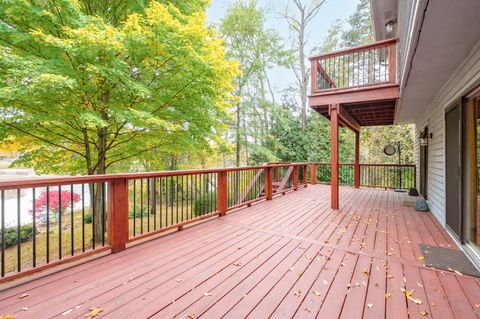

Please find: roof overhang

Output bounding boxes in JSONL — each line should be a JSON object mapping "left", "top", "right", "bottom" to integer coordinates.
{"left": 394, "top": 0, "right": 480, "bottom": 124}
{"left": 370, "top": 0, "right": 398, "bottom": 41}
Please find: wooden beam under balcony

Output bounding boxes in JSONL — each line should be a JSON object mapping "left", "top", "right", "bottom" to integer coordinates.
{"left": 309, "top": 84, "right": 399, "bottom": 108}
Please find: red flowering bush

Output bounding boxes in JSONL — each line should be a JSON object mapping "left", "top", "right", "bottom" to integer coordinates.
{"left": 30, "top": 190, "right": 81, "bottom": 222}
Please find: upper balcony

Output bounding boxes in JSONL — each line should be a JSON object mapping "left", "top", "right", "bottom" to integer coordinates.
{"left": 309, "top": 38, "right": 400, "bottom": 127}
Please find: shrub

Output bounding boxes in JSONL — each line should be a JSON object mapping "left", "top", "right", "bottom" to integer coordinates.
{"left": 1, "top": 224, "right": 36, "bottom": 248}
{"left": 30, "top": 190, "right": 81, "bottom": 222}
{"left": 128, "top": 210, "right": 147, "bottom": 219}
{"left": 84, "top": 213, "right": 93, "bottom": 224}
{"left": 193, "top": 192, "right": 216, "bottom": 217}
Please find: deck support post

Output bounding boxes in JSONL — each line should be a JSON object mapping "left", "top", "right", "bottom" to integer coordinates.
{"left": 293, "top": 166, "right": 299, "bottom": 190}
{"left": 265, "top": 167, "right": 273, "bottom": 200}
{"left": 330, "top": 104, "right": 340, "bottom": 209}
{"left": 311, "top": 164, "right": 317, "bottom": 185}
{"left": 217, "top": 171, "right": 228, "bottom": 216}
{"left": 354, "top": 131, "right": 361, "bottom": 188}
{"left": 108, "top": 178, "right": 129, "bottom": 253}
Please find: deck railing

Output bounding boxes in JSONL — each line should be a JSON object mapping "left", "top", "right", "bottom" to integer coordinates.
{"left": 309, "top": 38, "right": 398, "bottom": 94}
{"left": 0, "top": 163, "right": 309, "bottom": 282}
{"left": 312, "top": 163, "right": 416, "bottom": 189}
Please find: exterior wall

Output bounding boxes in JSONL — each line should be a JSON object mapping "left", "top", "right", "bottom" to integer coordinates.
{"left": 413, "top": 40, "right": 480, "bottom": 226}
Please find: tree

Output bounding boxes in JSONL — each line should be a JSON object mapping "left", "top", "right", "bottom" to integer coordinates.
{"left": 0, "top": 1, "right": 238, "bottom": 241}
{"left": 220, "top": 0, "right": 288, "bottom": 166}
{"left": 341, "top": 0, "right": 374, "bottom": 47}
{"left": 282, "top": 0, "right": 326, "bottom": 131}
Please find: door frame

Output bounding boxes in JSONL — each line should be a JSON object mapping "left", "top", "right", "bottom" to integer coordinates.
{"left": 444, "top": 99, "right": 464, "bottom": 241}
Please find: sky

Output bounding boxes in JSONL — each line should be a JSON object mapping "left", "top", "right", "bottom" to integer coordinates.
{"left": 206, "top": 0, "right": 360, "bottom": 94}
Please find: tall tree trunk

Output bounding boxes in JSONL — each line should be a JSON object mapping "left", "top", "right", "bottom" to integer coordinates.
{"left": 235, "top": 102, "right": 241, "bottom": 167}
{"left": 298, "top": 22, "right": 307, "bottom": 131}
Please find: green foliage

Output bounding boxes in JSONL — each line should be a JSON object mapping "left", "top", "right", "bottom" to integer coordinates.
{"left": 1, "top": 224, "right": 36, "bottom": 248}
{"left": 220, "top": 0, "right": 291, "bottom": 166}
{"left": 342, "top": 0, "right": 374, "bottom": 47}
{"left": 193, "top": 192, "right": 216, "bottom": 217}
{"left": 0, "top": 0, "right": 238, "bottom": 176}
{"left": 84, "top": 213, "right": 93, "bottom": 224}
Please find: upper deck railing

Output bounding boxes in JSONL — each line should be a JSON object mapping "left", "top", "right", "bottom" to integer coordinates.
{"left": 309, "top": 38, "right": 398, "bottom": 94}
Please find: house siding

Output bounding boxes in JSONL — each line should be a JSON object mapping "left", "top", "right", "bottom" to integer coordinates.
{"left": 413, "top": 40, "right": 480, "bottom": 226}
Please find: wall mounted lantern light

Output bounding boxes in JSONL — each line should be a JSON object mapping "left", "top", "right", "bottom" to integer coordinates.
{"left": 419, "top": 127, "right": 433, "bottom": 146}
{"left": 385, "top": 19, "right": 397, "bottom": 33}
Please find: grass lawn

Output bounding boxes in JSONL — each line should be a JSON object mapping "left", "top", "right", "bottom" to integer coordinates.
{"left": 2, "top": 202, "right": 214, "bottom": 275}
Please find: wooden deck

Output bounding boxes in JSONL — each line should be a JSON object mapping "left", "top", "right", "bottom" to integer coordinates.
{"left": 1, "top": 185, "right": 479, "bottom": 319}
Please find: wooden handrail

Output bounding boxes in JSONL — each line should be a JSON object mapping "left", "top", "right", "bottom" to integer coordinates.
{"left": 309, "top": 37, "right": 399, "bottom": 61}
{"left": 0, "top": 163, "right": 310, "bottom": 191}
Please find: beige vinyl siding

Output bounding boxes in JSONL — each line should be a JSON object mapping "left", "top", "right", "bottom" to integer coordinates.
{"left": 413, "top": 39, "right": 480, "bottom": 226}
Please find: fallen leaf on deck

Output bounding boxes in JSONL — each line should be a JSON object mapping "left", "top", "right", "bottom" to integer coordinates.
{"left": 313, "top": 290, "right": 321, "bottom": 296}
{"left": 18, "top": 294, "right": 29, "bottom": 299}
{"left": 367, "top": 303, "right": 373, "bottom": 309}
{"left": 362, "top": 270, "right": 369, "bottom": 277}
{"left": 323, "top": 280, "right": 328, "bottom": 285}
{"left": 418, "top": 256, "right": 424, "bottom": 260}
{"left": 187, "top": 315, "right": 196, "bottom": 319}
{"left": 61, "top": 309, "right": 73, "bottom": 316}
{"left": 304, "top": 307, "right": 311, "bottom": 313}
{"left": 203, "top": 292, "right": 212, "bottom": 297}
{"left": 21, "top": 307, "right": 28, "bottom": 311}
{"left": 0, "top": 314, "right": 16, "bottom": 319}
{"left": 293, "top": 290, "right": 302, "bottom": 297}
{"left": 419, "top": 310, "right": 428, "bottom": 316}
{"left": 233, "top": 262, "right": 243, "bottom": 267}
{"left": 417, "top": 282, "right": 424, "bottom": 288}
{"left": 453, "top": 270, "right": 463, "bottom": 276}
{"left": 385, "top": 292, "right": 392, "bottom": 299}
{"left": 289, "top": 266, "right": 295, "bottom": 271}
{"left": 407, "top": 295, "right": 422, "bottom": 305}
{"left": 85, "top": 307, "right": 103, "bottom": 318}
{"left": 175, "top": 278, "right": 183, "bottom": 282}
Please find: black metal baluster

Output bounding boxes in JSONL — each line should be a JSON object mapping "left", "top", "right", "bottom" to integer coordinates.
{"left": 147, "top": 178, "right": 150, "bottom": 233}
{"left": 92, "top": 183, "right": 95, "bottom": 250}
{"left": 140, "top": 179, "right": 144, "bottom": 235}
{"left": 186, "top": 175, "right": 189, "bottom": 221}
{"left": 58, "top": 186, "right": 62, "bottom": 260}
{"left": 181, "top": 176, "right": 184, "bottom": 222}
{"left": 17, "top": 189, "right": 21, "bottom": 272}
{"left": 32, "top": 188, "right": 36, "bottom": 268}
{"left": 102, "top": 183, "right": 105, "bottom": 246}
{"left": 153, "top": 177, "right": 157, "bottom": 230}
{"left": 170, "top": 176, "right": 174, "bottom": 224}
{"left": 159, "top": 178, "right": 163, "bottom": 228}
{"left": 46, "top": 187, "right": 50, "bottom": 262}
{"left": 133, "top": 180, "right": 136, "bottom": 237}
{"left": 176, "top": 175, "right": 179, "bottom": 224}
{"left": 70, "top": 184, "right": 74, "bottom": 256}
{"left": 82, "top": 184, "right": 85, "bottom": 252}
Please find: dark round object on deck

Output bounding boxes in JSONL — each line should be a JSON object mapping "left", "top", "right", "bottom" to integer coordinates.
{"left": 408, "top": 187, "right": 419, "bottom": 196}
